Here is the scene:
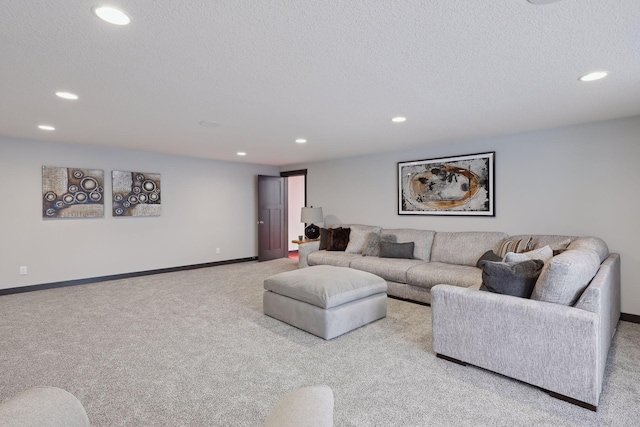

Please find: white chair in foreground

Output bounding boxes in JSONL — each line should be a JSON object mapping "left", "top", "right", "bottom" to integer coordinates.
{"left": 0, "top": 386, "right": 90, "bottom": 427}
{"left": 0, "top": 385, "right": 334, "bottom": 426}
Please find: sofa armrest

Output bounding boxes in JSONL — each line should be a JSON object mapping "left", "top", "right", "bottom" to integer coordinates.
{"left": 574, "top": 253, "right": 621, "bottom": 400}
{"left": 298, "top": 241, "right": 321, "bottom": 268}
{"left": 431, "top": 285, "right": 601, "bottom": 406}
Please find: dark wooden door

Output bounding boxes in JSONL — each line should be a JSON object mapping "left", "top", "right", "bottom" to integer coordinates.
{"left": 258, "top": 175, "right": 287, "bottom": 261}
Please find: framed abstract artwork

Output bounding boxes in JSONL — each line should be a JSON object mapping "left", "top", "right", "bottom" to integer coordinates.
{"left": 112, "top": 171, "right": 161, "bottom": 217}
{"left": 398, "top": 152, "right": 495, "bottom": 216}
{"left": 42, "top": 166, "right": 105, "bottom": 219}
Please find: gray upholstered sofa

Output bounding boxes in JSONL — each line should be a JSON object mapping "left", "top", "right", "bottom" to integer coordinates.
{"left": 298, "top": 224, "right": 620, "bottom": 409}
{"left": 299, "top": 225, "right": 556, "bottom": 304}
{"left": 431, "top": 243, "right": 620, "bottom": 411}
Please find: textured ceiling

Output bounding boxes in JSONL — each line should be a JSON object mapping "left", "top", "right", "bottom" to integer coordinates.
{"left": 1, "top": 0, "right": 639, "bottom": 166}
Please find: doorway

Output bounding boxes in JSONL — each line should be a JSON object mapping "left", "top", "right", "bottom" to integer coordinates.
{"left": 281, "top": 170, "right": 307, "bottom": 259}
{"left": 256, "top": 170, "right": 307, "bottom": 261}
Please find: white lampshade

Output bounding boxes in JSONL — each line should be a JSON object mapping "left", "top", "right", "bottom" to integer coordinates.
{"left": 301, "top": 207, "right": 323, "bottom": 224}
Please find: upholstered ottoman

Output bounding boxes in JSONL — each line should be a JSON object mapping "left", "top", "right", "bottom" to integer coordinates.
{"left": 263, "top": 265, "right": 387, "bottom": 340}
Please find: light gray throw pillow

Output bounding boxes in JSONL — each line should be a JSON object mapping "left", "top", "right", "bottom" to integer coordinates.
{"left": 362, "top": 233, "right": 397, "bottom": 257}
{"left": 345, "top": 225, "right": 383, "bottom": 254}
{"left": 504, "top": 245, "right": 553, "bottom": 264}
{"left": 531, "top": 248, "right": 601, "bottom": 306}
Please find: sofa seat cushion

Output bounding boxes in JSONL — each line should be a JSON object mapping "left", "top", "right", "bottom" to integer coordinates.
{"left": 380, "top": 228, "right": 435, "bottom": 261}
{"left": 431, "top": 232, "right": 508, "bottom": 266}
{"left": 308, "top": 250, "right": 361, "bottom": 267}
{"left": 406, "top": 262, "right": 482, "bottom": 289}
{"left": 349, "top": 257, "right": 424, "bottom": 283}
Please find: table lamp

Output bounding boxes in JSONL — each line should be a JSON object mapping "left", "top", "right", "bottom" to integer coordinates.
{"left": 301, "top": 206, "right": 323, "bottom": 239}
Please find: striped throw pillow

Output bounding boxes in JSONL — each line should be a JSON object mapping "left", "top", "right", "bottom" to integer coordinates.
{"left": 498, "top": 236, "right": 533, "bottom": 258}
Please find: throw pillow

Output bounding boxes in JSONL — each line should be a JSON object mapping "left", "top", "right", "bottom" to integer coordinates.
{"left": 319, "top": 228, "right": 329, "bottom": 250}
{"left": 479, "top": 259, "right": 545, "bottom": 298}
{"left": 497, "top": 236, "right": 533, "bottom": 258}
{"left": 503, "top": 245, "right": 553, "bottom": 264}
{"left": 345, "top": 225, "right": 383, "bottom": 254}
{"left": 476, "top": 250, "right": 502, "bottom": 268}
{"left": 530, "top": 248, "right": 601, "bottom": 306}
{"left": 326, "top": 227, "right": 351, "bottom": 251}
{"left": 362, "top": 233, "right": 397, "bottom": 257}
{"left": 379, "top": 241, "right": 415, "bottom": 259}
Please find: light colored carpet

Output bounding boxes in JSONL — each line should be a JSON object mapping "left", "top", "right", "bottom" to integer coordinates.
{"left": 1, "top": 258, "right": 639, "bottom": 426}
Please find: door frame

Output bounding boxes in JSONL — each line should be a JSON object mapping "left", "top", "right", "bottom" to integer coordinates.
{"left": 280, "top": 169, "right": 307, "bottom": 254}
{"left": 280, "top": 169, "right": 307, "bottom": 205}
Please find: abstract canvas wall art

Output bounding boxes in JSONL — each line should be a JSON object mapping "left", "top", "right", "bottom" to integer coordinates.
{"left": 398, "top": 152, "right": 494, "bottom": 216}
{"left": 42, "top": 166, "right": 105, "bottom": 219}
{"left": 112, "top": 171, "right": 161, "bottom": 217}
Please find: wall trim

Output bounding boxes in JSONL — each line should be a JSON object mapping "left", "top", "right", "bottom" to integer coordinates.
{"left": 0, "top": 257, "right": 258, "bottom": 296}
{"left": 621, "top": 313, "right": 640, "bottom": 324}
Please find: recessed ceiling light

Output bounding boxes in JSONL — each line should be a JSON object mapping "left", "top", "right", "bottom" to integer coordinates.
{"left": 38, "top": 125, "right": 55, "bottom": 131}
{"left": 199, "top": 120, "right": 221, "bottom": 128}
{"left": 295, "top": 138, "right": 307, "bottom": 144}
{"left": 392, "top": 117, "right": 407, "bottom": 123}
{"left": 237, "top": 152, "right": 247, "bottom": 156}
{"left": 55, "top": 91, "right": 79, "bottom": 100}
{"left": 579, "top": 71, "right": 608, "bottom": 82}
{"left": 93, "top": 6, "right": 131, "bottom": 25}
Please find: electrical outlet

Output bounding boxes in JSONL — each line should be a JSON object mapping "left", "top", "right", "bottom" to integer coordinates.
{"left": 216, "top": 248, "right": 221, "bottom": 254}
{"left": 19, "top": 266, "right": 27, "bottom": 275}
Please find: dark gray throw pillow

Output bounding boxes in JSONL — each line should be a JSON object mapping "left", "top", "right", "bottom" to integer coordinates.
{"left": 479, "top": 259, "right": 544, "bottom": 298}
{"left": 319, "top": 228, "right": 329, "bottom": 250}
{"left": 326, "top": 227, "right": 351, "bottom": 251}
{"left": 379, "top": 241, "right": 414, "bottom": 259}
{"left": 476, "top": 250, "right": 502, "bottom": 268}
{"left": 362, "top": 233, "right": 397, "bottom": 257}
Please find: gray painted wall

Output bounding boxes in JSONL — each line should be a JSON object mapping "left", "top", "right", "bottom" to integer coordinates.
{"left": 284, "top": 116, "right": 640, "bottom": 315}
{"left": 0, "top": 137, "right": 278, "bottom": 290}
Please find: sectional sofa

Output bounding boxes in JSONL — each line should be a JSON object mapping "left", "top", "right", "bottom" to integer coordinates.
{"left": 297, "top": 224, "right": 621, "bottom": 410}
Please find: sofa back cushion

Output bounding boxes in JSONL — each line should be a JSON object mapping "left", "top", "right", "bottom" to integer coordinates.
{"left": 380, "top": 229, "right": 435, "bottom": 261}
{"left": 567, "top": 237, "right": 609, "bottom": 263}
{"left": 431, "top": 232, "right": 508, "bottom": 266}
